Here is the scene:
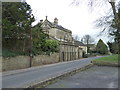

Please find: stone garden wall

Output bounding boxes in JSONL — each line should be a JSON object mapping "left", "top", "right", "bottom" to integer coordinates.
{"left": 1, "top": 53, "right": 59, "bottom": 72}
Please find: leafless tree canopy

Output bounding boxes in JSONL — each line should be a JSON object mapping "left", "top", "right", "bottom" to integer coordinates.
{"left": 73, "top": 34, "right": 80, "bottom": 41}
{"left": 71, "top": 0, "right": 120, "bottom": 38}
{"left": 82, "top": 35, "right": 94, "bottom": 44}
{"left": 72, "top": 0, "right": 120, "bottom": 54}
{"left": 71, "top": 0, "right": 119, "bottom": 7}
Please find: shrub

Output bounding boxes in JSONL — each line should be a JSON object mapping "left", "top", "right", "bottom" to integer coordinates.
{"left": 2, "top": 49, "right": 28, "bottom": 57}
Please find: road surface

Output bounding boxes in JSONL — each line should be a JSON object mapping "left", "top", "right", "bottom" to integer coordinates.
{"left": 2, "top": 56, "right": 104, "bottom": 88}
{"left": 46, "top": 66, "right": 119, "bottom": 88}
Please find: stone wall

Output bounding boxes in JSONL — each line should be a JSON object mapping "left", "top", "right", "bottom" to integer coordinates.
{"left": 0, "top": 57, "right": 2, "bottom": 72}
{"left": 32, "top": 53, "right": 59, "bottom": 66}
{"left": 2, "top": 56, "right": 30, "bottom": 71}
{"left": 59, "top": 43, "right": 83, "bottom": 62}
{"left": 80, "top": 46, "right": 87, "bottom": 54}
{"left": 49, "top": 28, "right": 56, "bottom": 37}
{"left": 48, "top": 28, "right": 73, "bottom": 42}
{"left": 1, "top": 53, "right": 59, "bottom": 72}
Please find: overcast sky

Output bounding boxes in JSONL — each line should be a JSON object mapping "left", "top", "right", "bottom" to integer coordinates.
{"left": 26, "top": 0, "right": 113, "bottom": 44}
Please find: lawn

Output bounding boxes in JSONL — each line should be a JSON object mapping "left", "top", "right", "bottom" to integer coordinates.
{"left": 92, "top": 54, "right": 120, "bottom": 66}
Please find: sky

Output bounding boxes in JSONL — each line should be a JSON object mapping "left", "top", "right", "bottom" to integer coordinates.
{"left": 26, "top": 0, "right": 113, "bottom": 44}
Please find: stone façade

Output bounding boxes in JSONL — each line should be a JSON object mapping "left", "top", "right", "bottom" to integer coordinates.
{"left": 41, "top": 16, "right": 87, "bottom": 61}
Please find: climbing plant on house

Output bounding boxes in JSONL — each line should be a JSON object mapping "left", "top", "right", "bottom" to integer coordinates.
{"left": 44, "top": 39, "right": 59, "bottom": 54}
{"left": 32, "top": 23, "right": 49, "bottom": 55}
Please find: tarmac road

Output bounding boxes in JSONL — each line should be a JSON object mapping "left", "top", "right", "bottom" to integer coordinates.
{"left": 46, "top": 66, "right": 119, "bottom": 88}
{"left": 2, "top": 56, "right": 105, "bottom": 88}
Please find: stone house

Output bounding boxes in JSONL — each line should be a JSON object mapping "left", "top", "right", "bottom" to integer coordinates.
{"left": 87, "top": 44, "right": 96, "bottom": 51}
{"left": 41, "top": 16, "right": 87, "bottom": 61}
{"left": 74, "top": 40, "right": 87, "bottom": 57}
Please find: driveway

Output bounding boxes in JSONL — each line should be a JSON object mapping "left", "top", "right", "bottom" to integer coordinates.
{"left": 46, "top": 66, "right": 119, "bottom": 88}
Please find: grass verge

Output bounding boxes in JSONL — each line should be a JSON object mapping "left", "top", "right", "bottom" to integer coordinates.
{"left": 92, "top": 54, "right": 120, "bottom": 67}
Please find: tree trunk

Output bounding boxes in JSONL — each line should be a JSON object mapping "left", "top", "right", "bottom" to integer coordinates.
{"left": 22, "top": 39, "right": 26, "bottom": 52}
{"left": 109, "top": 2, "right": 120, "bottom": 54}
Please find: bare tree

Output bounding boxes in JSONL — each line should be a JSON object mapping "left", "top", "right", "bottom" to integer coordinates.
{"left": 82, "top": 35, "right": 94, "bottom": 53}
{"left": 73, "top": 34, "right": 80, "bottom": 41}
{"left": 72, "top": 0, "right": 120, "bottom": 54}
{"left": 82, "top": 35, "right": 94, "bottom": 44}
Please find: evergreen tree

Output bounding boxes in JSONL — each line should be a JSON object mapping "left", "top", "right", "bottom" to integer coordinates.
{"left": 107, "top": 41, "right": 118, "bottom": 54}
{"left": 72, "top": 0, "right": 120, "bottom": 54}
{"left": 96, "top": 39, "right": 108, "bottom": 55}
{"left": 2, "top": 2, "right": 35, "bottom": 52}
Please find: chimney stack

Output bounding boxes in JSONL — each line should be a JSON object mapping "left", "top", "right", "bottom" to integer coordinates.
{"left": 54, "top": 17, "right": 58, "bottom": 25}
{"left": 40, "top": 20, "right": 43, "bottom": 24}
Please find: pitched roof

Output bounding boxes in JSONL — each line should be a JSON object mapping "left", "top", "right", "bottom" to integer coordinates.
{"left": 44, "top": 19, "right": 72, "bottom": 33}
{"left": 85, "top": 44, "right": 95, "bottom": 47}
{"left": 74, "top": 40, "right": 86, "bottom": 46}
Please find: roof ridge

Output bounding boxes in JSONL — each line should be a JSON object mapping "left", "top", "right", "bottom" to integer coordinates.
{"left": 45, "top": 19, "right": 72, "bottom": 33}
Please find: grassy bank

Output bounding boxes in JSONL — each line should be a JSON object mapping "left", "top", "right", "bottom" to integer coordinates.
{"left": 92, "top": 54, "right": 120, "bottom": 67}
